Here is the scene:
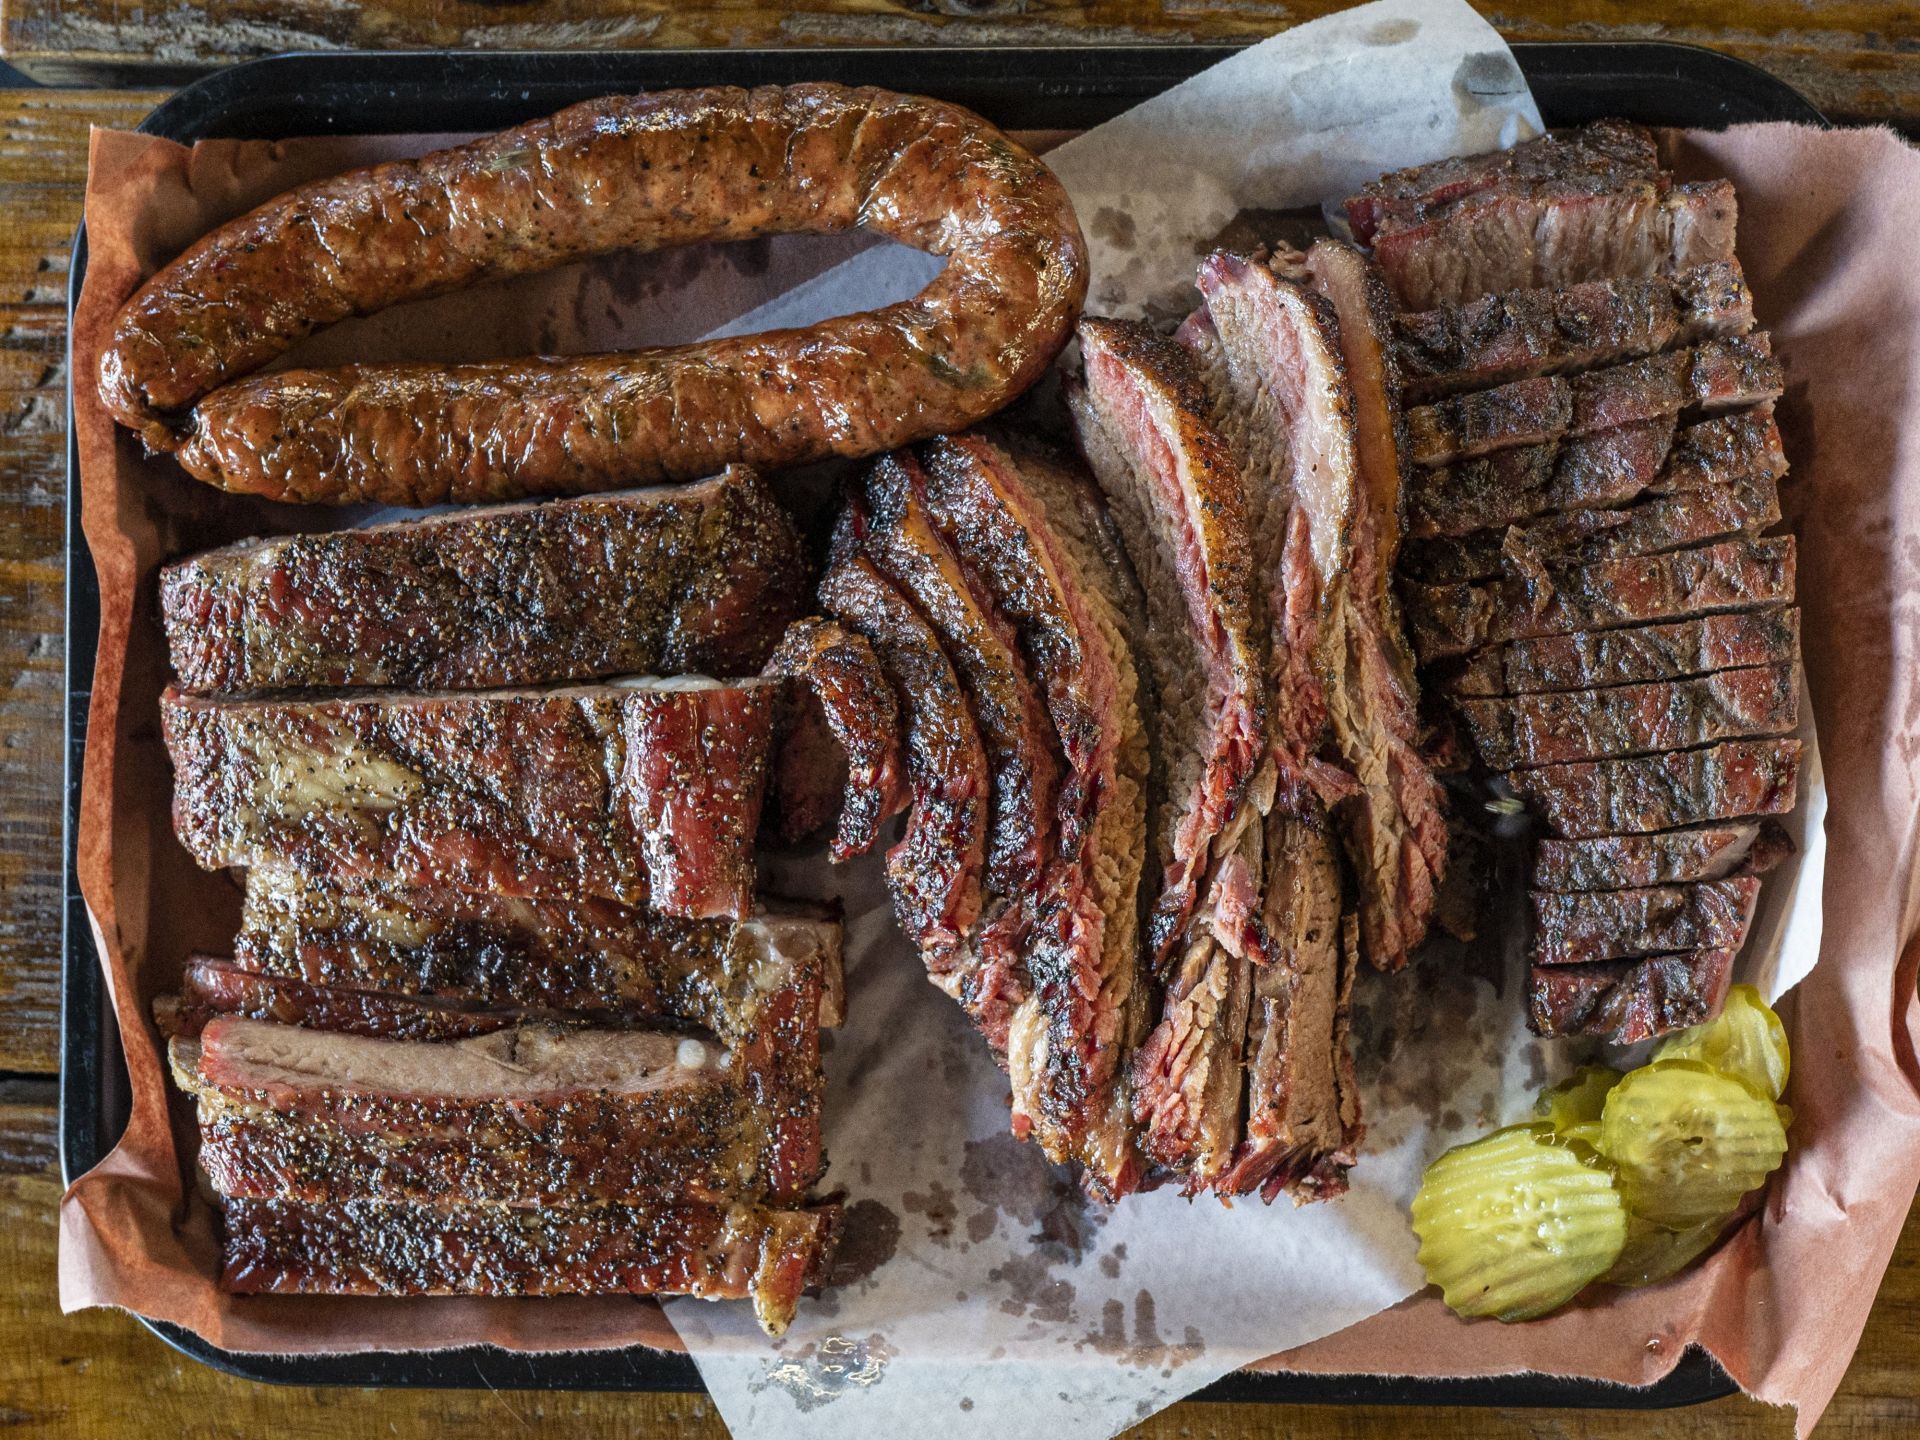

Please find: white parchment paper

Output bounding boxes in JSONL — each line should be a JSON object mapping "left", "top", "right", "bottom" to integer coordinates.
{"left": 661, "top": 3, "right": 1828, "bottom": 1434}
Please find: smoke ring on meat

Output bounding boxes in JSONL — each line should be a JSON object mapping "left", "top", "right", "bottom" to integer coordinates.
{"left": 97, "top": 84, "right": 1089, "bottom": 507}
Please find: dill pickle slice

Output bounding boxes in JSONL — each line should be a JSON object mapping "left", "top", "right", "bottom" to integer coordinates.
{"left": 1653, "top": 983, "right": 1791, "bottom": 1100}
{"left": 1604, "top": 1213, "right": 1735, "bottom": 1288}
{"left": 1536, "top": 1066, "right": 1624, "bottom": 1135}
{"left": 1598, "top": 1060, "right": 1789, "bottom": 1229}
{"left": 1411, "top": 1123, "right": 1627, "bottom": 1322}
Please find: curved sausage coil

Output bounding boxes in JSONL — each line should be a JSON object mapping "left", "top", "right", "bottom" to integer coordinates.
{"left": 97, "top": 83, "right": 1089, "bottom": 506}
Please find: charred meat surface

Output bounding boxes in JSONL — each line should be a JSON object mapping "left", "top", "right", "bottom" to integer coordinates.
{"left": 219, "top": 1197, "right": 839, "bottom": 1337}
{"left": 1531, "top": 820, "right": 1793, "bottom": 892}
{"left": 763, "top": 617, "right": 907, "bottom": 861}
{"left": 1441, "top": 608, "right": 1799, "bottom": 698}
{"left": 162, "top": 468, "right": 808, "bottom": 694}
{"left": 1531, "top": 876, "right": 1761, "bottom": 965}
{"left": 1393, "top": 260, "right": 1753, "bottom": 402}
{"left": 1455, "top": 664, "right": 1798, "bottom": 770}
{"left": 1505, "top": 738, "right": 1802, "bottom": 839}
{"left": 1406, "top": 537, "right": 1796, "bottom": 663}
{"left": 1528, "top": 950, "right": 1736, "bottom": 1043}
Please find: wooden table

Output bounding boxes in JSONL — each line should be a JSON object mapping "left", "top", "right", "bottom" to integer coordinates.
{"left": 3, "top": 7, "right": 1917, "bottom": 1435}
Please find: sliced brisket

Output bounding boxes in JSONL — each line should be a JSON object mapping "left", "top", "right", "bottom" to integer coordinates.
{"left": 1393, "top": 259, "right": 1753, "bottom": 402}
{"left": 763, "top": 617, "right": 907, "bottom": 862}
{"left": 1406, "top": 335, "right": 1781, "bottom": 466}
{"left": 1531, "top": 820, "right": 1793, "bottom": 892}
{"left": 163, "top": 467, "right": 807, "bottom": 694}
{"left": 1527, "top": 950, "right": 1736, "bottom": 1043}
{"left": 162, "top": 679, "right": 778, "bottom": 918}
{"left": 219, "top": 1197, "right": 839, "bottom": 1336}
{"left": 1456, "top": 663, "right": 1798, "bottom": 769}
{"left": 1406, "top": 536, "right": 1796, "bottom": 663}
{"left": 1443, "top": 607, "right": 1799, "bottom": 698}
{"left": 1531, "top": 876, "right": 1761, "bottom": 965}
{"left": 1504, "top": 738, "right": 1802, "bottom": 839}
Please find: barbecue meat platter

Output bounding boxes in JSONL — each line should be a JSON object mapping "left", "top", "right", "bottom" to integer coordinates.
{"left": 97, "top": 83, "right": 1804, "bottom": 1335}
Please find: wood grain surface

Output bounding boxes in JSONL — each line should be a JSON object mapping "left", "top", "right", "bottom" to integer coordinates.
{"left": 2, "top": 74, "right": 1917, "bottom": 1440}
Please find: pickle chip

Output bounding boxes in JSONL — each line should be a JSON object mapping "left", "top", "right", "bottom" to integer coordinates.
{"left": 1599, "top": 1060, "right": 1788, "bottom": 1229}
{"left": 1604, "top": 1214, "right": 1735, "bottom": 1288}
{"left": 1412, "top": 1124, "right": 1627, "bottom": 1322}
{"left": 1536, "top": 1066, "right": 1624, "bottom": 1135}
{"left": 1654, "top": 983, "right": 1790, "bottom": 1100}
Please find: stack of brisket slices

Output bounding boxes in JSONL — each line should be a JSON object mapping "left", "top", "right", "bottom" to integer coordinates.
{"left": 151, "top": 466, "right": 905, "bottom": 1335}
{"left": 1350, "top": 118, "right": 1802, "bottom": 1044}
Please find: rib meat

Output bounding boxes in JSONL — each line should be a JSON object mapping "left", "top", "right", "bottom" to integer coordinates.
{"left": 177, "top": 1015, "right": 821, "bottom": 1205}
{"left": 1441, "top": 608, "right": 1799, "bottom": 699}
{"left": 1069, "top": 317, "right": 1265, "bottom": 970}
{"left": 1528, "top": 950, "right": 1736, "bottom": 1043}
{"left": 1504, "top": 738, "right": 1803, "bottom": 839}
{"left": 1402, "top": 471, "right": 1781, "bottom": 586}
{"left": 1531, "top": 876, "right": 1762, "bottom": 965}
{"left": 1531, "top": 820, "right": 1794, "bottom": 892}
{"left": 162, "top": 679, "right": 778, "bottom": 918}
{"left": 1406, "top": 537, "right": 1797, "bottom": 663}
{"left": 219, "top": 1197, "right": 839, "bottom": 1337}
{"left": 1406, "top": 335, "right": 1781, "bottom": 466}
{"left": 918, "top": 433, "right": 1151, "bottom": 1198}
{"left": 161, "top": 467, "right": 808, "bottom": 694}
{"left": 762, "top": 618, "right": 907, "bottom": 861}
{"left": 1392, "top": 259, "right": 1753, "bottom": 402}
{"left": 1455, "top": 664, "right": 1798, "bottom": 769}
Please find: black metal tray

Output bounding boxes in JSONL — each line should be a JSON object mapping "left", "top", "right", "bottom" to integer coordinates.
{"left": 62, "top": 38, "right": 1821, "bottom": 1407}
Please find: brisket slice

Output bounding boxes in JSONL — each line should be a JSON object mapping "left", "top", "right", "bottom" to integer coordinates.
{"left": 1407, "top": 404, "right": 1784, "bottom": 540}
{"left": 1532, "top": 820, "right": 1794, "bottom": 892}
{"left": 1393, "top": 259, "right": 1753, "bottom": 402}
{"left": 763, "top": 618, "right": 907, "bottom": 862}
{"left": 1407, "top": 536, "right": 1796, "bottom": 663}
{"left": 219, "top": 1197, "right": 839, "bottom": 1337}
{"left": 1197, "top": 251, "right": 1448, "bottom": 974}
{"left": 1070, "top": 317, "right": 1265, "bottom": 972}
{"left": 1406, "top": 335, "right": 1781, "bottom": 466}
{"left": 1402, "top": 471, "right": 1781, "bottom": 587}
{"left": 1345, "top": 119, "right": 1659, "bottom": 247}
{"left": 163, "top": 466, "right": 807, "bottom": 694}
{"left": 1531, "top": 876, "right": 1761, "bottom": 965}
{"left": 161, "top": 679, "right": 777, "bottom": 918}
{"left": 1504, "top": 738, "right": 1802, "bottom": 839}
{"left": 919, "top": 433, "right": 1151, "bottom": 1198}
{"left": 1456, "top": 663, "right": 1798, "bottom": 770}
{"left": 818, "top": 533, "right": 989, "bottom": 976}
{"left": 232, "top": 865, "right": 844, "bottom": 1038}
{"left": 175, "top": 1015, "right": 819, "bottom": 1204}
{"left": 1527, "top": 950, "right": 1736, "bottom": 1043}
{"left": 1370, "top": 175, "right": 1737, "bottom": 311}
{"left": 859, "top": 452, "right": 1060, "bottom": 896}
{"left": 1444, "top": 607, "right": 1799, "bottom": 699}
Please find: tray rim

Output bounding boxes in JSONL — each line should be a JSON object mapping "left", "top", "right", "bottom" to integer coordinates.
{"left": 59, "top": 35, "right": 1823, "bottom": 1407}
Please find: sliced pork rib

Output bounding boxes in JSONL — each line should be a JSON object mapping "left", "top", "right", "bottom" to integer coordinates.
{"left": 1407, "top": 536, "right": 1796, "bottom": 663}
{"left": 1070, "top": 317, "right": 1266, "bottom": 969}
{"left": 1456, "top": 664, "right": 1798, "bottom": 770}
{"left": 1393, "top": 259, "right": 1753, "bottom": 402}
{"left": 1505, "top": 738, "right": 1802, "bottom": 839}
{"left": 763, "top": 618, "right": 907, "bottom": 861}
{"left": 175, "top": 1016, "right": 822, "bottom": 1205}
{"left": 1528, "top": 950, "right": 1736, "bottom": 1044}
{"left": 1531, "top": 876, "right": 1761, "bottom": 965}
{"left": 162, "top": 467, "right": 808, "bottom": 694}
{"left": 918, "top": 433, "right": 1152, "bottom": 1198}
{"left": 220, "top": 1197, "right": 839, "bottom": 1337}
{"left": 162, "top": 679, "right": 779, "bottom": 918}
{"left": 1531, "top": 820, "right": 1794, "bottom": 892}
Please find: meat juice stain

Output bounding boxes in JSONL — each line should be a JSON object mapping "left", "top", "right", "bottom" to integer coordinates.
{"left": 819, "top": 1198, "right": 901, "bottom": 1290}
{"left": 752, "top": 1333, "right": 897, "bottom": 1413}
{"left": 900, "top": 1179, "right": 959, "bottom": 1245}
{"left": 1077, "top": 1289, "right": 1205, "bottom": 1372}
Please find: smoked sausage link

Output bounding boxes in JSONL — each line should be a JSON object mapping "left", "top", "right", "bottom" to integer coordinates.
{"left": 97, "top": 84, "right": 1088, "bottom": 506}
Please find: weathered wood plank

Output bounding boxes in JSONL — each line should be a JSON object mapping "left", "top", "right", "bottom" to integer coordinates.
{"left": 1, "top": 3, "right": 1916, "bottom": 130}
